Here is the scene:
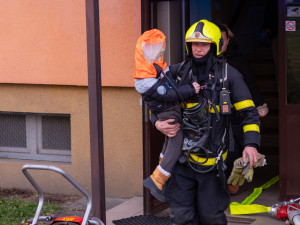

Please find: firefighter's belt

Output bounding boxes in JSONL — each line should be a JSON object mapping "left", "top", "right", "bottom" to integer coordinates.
{"left": 189, "top": 150, "right": 228, "bottom": 166}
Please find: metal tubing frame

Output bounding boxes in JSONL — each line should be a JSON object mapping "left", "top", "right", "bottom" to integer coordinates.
{"left": 22, "top": 164, "right": 92, "bottom": 225}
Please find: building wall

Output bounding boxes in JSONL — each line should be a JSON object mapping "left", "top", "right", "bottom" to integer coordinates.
{"left": 0, "top": 84, "right": 143, "bottom": 198}
{"left": 0, "top": 0, "right": 142, "bottom": 198}
{"left": 0, "top": 0, "right": 140, "bottom": 87}
{"left": 102, "top": 87, "right": 143, "bottom": 197}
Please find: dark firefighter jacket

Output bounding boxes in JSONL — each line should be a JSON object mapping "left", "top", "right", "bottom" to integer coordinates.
{"left": 140, "top": 71, "right": 195, "bottom": 114}
{"left": 223, "top": 40, "right": 265, "bottom": 108}
{"left": 166, "top": 57, "right": 261, "bottom": 154}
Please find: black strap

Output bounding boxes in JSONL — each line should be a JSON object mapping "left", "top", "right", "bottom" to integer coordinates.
{"left": 177, "top": 59, "right": 192, "bottom": 86}
{"left": 153, "top": 63, "right": 187, "bottom": 108}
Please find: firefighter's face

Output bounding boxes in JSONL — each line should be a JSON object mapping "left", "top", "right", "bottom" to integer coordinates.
{"left": 192, "top": 42, "right": 211, "bottom": 58}
{"left": 220, "top": 31, "right": 230, "bottom": 55}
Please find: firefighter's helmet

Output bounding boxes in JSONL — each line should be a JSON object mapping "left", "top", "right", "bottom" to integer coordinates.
{"left": 185, "top": 19, "right": 223, "bottom": 56}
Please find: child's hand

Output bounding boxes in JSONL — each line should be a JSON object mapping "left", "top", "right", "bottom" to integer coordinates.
{"left": 192, "top": 82, "right": 200, "bottom": 94}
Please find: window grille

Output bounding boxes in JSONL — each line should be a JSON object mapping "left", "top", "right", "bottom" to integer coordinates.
{"left": 0, "top": 114, "right": 26, "bottom": 148}
{"left": 0, "top": 112, "right": 71, "bottom": 162}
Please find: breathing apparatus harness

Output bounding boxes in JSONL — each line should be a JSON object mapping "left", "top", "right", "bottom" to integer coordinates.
{"left": 178, "top": 59, "right": 231, "bottom": 176}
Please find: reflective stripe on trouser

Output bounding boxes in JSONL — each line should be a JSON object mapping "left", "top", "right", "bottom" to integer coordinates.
{"left": 166, "top": 162, "right": 230, "bottom": 225}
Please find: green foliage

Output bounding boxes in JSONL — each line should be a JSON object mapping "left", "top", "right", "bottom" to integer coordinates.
{"left": 0, "top": 197, "right": 62, "bottom": 225}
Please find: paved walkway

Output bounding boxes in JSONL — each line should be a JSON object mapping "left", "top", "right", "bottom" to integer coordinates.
{"left": 104, "top": 165, "right": 285, "bottom": 225}
{"left": 68, "top": 165, "right": 287, "bottom": 224}
{"left": 73, "top": 180, "right": 285, "bottom": 225}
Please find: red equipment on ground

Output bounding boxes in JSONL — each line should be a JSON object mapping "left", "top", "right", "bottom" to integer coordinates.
{"left": 270, "top": 198, "right": 300, "bottom": 224}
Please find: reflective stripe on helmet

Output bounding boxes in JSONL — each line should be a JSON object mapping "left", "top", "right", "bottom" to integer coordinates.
{"left": 234, "top": 100, "right": 255, "bottom": 111}
{"left": 243, "top": 124, "right": 260, "bottom": 133}
{"left": 186, "top": 21, "right": 212, "bottom": 42}
{"left": 189, "top": 150, "right": 228, "bottom": 166}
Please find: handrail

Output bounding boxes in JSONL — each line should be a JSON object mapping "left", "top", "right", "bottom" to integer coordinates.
{"left": 22, "top": 164, "right": 92, "bottom": 225}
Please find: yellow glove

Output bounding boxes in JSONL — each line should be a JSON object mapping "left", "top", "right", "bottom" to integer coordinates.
{"left": 227, "top": 167, "right": 245, "bottom": 186}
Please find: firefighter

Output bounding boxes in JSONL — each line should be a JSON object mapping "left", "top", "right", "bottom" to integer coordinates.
{"left": 152, "top": 19, "right": 261, "bottom": 225}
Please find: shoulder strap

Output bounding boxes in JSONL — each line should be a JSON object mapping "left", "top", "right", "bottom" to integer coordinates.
{"left": 220, "top": 59, "right": 228, "bottom": 89}
{"left": 176, "top": 59, "right": 192, "bottom": 86}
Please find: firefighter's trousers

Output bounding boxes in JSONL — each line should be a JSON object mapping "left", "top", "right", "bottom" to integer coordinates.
{"left": 166, "top": 162, "right": 230, "bottom": 225}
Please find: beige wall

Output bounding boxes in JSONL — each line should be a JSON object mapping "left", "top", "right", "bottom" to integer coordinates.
{"left": 0, "top": 84, "right": 143, "bottom": 198}
{"left": 102, "top": 87, "right": 143, "bottom": 197}
{"left": 0, "top": 0, "right": 143, "bottom": 198}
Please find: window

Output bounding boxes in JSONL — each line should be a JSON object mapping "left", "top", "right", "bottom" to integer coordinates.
{"left": 0, "top": 112, "right": 71, "bottom": 162}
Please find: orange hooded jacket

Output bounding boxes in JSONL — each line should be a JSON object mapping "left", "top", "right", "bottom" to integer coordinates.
{"left": 133, "top": 29, "right": 167, "bottom": 79}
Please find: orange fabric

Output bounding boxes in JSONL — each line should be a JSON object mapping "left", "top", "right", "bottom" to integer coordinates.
{"left": 133, "top": 29, "right": 167, "bottom": 79}
{"left": 150, "top": 167, "right": 171, "bottom": 190}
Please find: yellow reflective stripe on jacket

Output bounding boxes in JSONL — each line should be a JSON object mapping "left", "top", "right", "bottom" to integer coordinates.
{"left": 243, "top": 124, "right": 260, "bottom": 133}
{"left": 209, "top": 105, "right": 233, "bottom": 113}
{"left": 187, "top": 103, "right": 220, "bottom": 113}
{"left": 189, "top": 150, "right": 228, "bottom": 166}
{"left": 186, "top": 102, "right": 199, "bottom": 108}
{"left": 234, "top": 100, "right": 255, "bottom": 111}
{"left": 209, "top": 105, "right": 220, "bottom": 113}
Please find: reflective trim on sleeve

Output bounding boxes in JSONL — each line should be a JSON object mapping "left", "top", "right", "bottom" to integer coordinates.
{"left": 234, "top": 100, "right": 255, "bottom": 111}
{"left": 243, "top": 124, "right": 260, "bottom": 133}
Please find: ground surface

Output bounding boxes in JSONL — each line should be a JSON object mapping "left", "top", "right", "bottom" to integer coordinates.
{"left": 0, "top": 187, "right": 85, "bottom": 223}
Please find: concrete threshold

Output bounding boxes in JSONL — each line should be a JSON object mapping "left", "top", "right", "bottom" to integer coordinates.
{"left": 106, "top": 196, "right": 143, "bottom": 225}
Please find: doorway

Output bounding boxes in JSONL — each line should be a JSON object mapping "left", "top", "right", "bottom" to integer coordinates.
{"left": 142, "top": 0, "right": 280, "bottom": 214}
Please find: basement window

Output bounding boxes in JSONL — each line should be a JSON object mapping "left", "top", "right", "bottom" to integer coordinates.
{"left": 0, "top": 112, "right": 71, "bottom": 162}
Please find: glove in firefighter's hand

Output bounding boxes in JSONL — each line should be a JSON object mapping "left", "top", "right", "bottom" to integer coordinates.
{"left": 227, "top": 167, "right": 245, "bottom": 186}
{"left": 232, "top": 154, "right": 266, "bottom": 183}
{"left": 242, "top": 164, "right": 254, "bottom": 182}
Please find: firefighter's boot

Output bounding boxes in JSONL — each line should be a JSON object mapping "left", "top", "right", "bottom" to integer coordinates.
{"left": 228, "top": 183, "right": 239, "bottom": 195}
{"left": 143, "top": 167, "right": 170, "bottom": 202}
